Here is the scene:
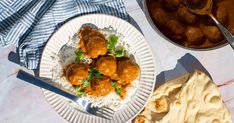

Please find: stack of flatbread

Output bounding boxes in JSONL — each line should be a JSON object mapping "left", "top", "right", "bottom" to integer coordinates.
{"left": 134, "top": 70, "right": 232, "bottom": 123}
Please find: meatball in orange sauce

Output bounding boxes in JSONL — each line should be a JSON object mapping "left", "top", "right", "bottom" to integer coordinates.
{"left": 87, "top": 77, "right": 115, "bottom": 97}
{"left": 65, "top": 64, "right": 89, "bottom": 86}
{"left": 117, "top": 59, "right": 140, "bottom": 85}
{"left": 79, "top": 26, "right": 107, "bottom": 58}
{"left": 96, "top": 56, "right": 117, "bottom": 76}
{"left": 85, "top": 36, "right": 107, "bottom": 58}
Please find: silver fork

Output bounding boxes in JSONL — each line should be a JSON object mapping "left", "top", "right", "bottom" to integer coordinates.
{"left": 16, "top": 70, "right": 115, "bottom": 119}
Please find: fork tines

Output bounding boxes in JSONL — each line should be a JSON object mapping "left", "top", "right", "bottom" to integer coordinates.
{"left": 96, "top": 107, "right": 115, "bottom": 120}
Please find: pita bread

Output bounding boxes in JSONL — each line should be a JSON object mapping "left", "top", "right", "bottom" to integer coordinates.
{"left": 134, "top": 70, "right": 232, "bottom": 123}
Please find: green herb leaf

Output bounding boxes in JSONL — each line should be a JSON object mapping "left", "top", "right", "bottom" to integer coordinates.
{"left": 111, "top": 81, "right": 117, "bottom": 88}
{"left": 75, "top": 86, "right": 86, "bottom": 96}
{"left": 75, "top": 49, "right": 84, "bottom": 63}
{"left": 90, "top": 68, "right": 103, "bottom": 79}
{"left": 110, "top": 81, "right": 122, "bottom": 96}
{"left": 75, "top": 86, "right": 81, "bottom": 92}
{"left": 88, "top": 72, "right": 94, "bottom": 80}
{"left": 91, "top": 68, "right": 98, "bottom": 73}
{"left": 94, "top": 72, "right": 103, "bottom": 79}
{"left": 116, "top": 87, "right": 122, "bottom": 96}
{"left": 107, "top": 35, "right": 119, "bottom": 51}
{"left": 114, "top": 49, "right": 125, "bottom": 57}
{"left": 77, "top": 91, "right": 86, "bottom": 96}
{"left": 82, "top": 79, "right": 89, "bottom": 88}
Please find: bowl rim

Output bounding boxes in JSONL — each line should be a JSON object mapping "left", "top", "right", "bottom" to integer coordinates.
{"left": 142, "top": 0, "right": 228, "bottom": 51}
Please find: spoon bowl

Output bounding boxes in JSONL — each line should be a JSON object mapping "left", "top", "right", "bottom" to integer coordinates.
{"left": 185, "top": 0, "right": 213, "bottom": 15}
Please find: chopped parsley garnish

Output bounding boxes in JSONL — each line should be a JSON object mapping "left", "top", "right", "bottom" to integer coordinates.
{"left": 82, "top": 79, "right": 89, "bottom": 88}
{"left": 75, "top": 49, "right": 84, "bottom": 63}
{"left": 110, "top": 81, "right": 122, "bottom": 96}
{"left": 114, "top": 49, "right": 125, "bottom": 57}
{"left": 107, "top": 35, "right": 119, "bottom": 51}
{"left": 90, "top": 68, "right": 103, "bottom": 79}
{"left": 116, "top": 87, "right": 122, "bottom": 96}
{"left": 77, "top": 91, "right": 86, "bottom": 96}
{"left": 111, "top": 81, "right": 117, "bottom": 88}
{"left": 75, "top": 86, "right": 86, "bottom": 96}
{"left": 94, "top": 71, "right": 103, "bottom": 79}
{"left": 107, "top": 35, "right": 126, "bottom": 58}
{"left": 88, "top": 72, "right": 94, "bottom": 81}
{"left": 77, "top": 68, "right": 103, "bottom": 93}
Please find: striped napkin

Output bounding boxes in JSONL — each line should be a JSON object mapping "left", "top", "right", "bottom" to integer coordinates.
{"left": 0, "top": 0, "right": 129, "bottom": 69}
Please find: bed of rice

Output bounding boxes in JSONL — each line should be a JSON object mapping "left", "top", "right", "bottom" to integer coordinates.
{"left": 51, "top": 26, "right": 139, "bottom": 111}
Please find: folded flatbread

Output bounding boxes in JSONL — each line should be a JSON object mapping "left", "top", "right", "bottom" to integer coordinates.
{"left": 134, "top": 70, "right": 232, "bottom": 123}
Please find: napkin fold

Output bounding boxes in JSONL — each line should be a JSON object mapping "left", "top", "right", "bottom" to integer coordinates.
{"left": 0, "top": 0, "right": 129, "bottom": 69}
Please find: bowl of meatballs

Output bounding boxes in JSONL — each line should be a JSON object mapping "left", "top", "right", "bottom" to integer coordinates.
{"left": 39, "top": 14, "right": 156, "bottom": 123}
{"left": 143, "top": 0, "right": 234, "bottom": 50}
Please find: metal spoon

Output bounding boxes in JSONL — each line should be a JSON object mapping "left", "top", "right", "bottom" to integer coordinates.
{"left": 185, "top": 0, "right": 234, "bottom": 49}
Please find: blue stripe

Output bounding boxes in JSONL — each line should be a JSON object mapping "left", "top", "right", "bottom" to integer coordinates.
{"left": 32, "top": 27, "right": 54, "bottom": 34}
{"left": 0, "top": 1, "right": 15, "bottom": 13}
{"left": 29, "top": 0, "right": 44, "bottom": 14}
{"left": 0, "top": 0, "right": 40, "bottom": 31}
{"left": 14, "top": 2, "right": 24, "bottom": 11}
{"left": 1, "top": 11, "right": 15, "bottom": 28}
{"left": 3, "top": 0, "right": 11, "bottom": 5}
{"left": 18, "top": 0, "right": 40, "bottom": 15}
{"left": 0, "top": 35, "right": 6, "bottom": 46}
{"left": 79, "top": 3, "right": 86, "bottom": 14}
{"left": 71, "top": 0, "right": 79, "bottom": 12}
{"left": 21, "top": 16, "right": 33, "bottom": 28}
{"left": 22, "top": 13, "right": 35, "bottom": 26}
{"left": 6, "top": 23, "right": 24, "bottom": 44}
{"left": 27, "top": 12, "right": 38, "bottom": 23}
{"left": 12, "top": 0, "right": 23, "bottom": 10}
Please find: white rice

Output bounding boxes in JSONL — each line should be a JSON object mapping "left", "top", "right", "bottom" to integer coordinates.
{"left": 51, "top": 26, "right": 138, "bottom": 111}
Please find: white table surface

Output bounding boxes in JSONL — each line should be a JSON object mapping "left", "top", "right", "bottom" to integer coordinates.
{"left": 1, "top": 0, "right": 234, "bottom": 122}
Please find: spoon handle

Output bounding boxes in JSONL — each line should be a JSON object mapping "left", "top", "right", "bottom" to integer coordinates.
{"left": 209, "top": 14, "right": 234, "bottom": 49}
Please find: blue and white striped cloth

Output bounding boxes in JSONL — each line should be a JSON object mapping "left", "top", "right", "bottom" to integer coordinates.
{"left": 0, "top": 0, "right": 129, "bottom": 69}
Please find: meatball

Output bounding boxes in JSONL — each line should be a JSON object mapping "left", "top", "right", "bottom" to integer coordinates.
{"left": 88, "top": 77, "right": 114, "bottom": 97}
{"left": 85, "top": 36, "right": 107, "bottom": 58}
{"left": 163, "top": 0, "right": 180, "bottom": 11}
{"left": 65, "top": 64, "right": 89, "bottom": 86}
{"left": 185, "top": 27, "right": 205, "bottom": 45}
{"left": 203, "top": 26, "right": 223, "bottom": 43}
{"left": 151, "top": 8, "right": 169, "bottom": 26}
{"left": 215, "top": 4, "right": 229, "bottom": 26}
{"left": 117, "top": 59, "right": 139, "bottom": 85}
{"left": 177, "top": 6, "right": 197, "bottom": 24}
{"left": 79, "top": 26, "right": 107, "bottom": 57}
{"left": 96, "top": 56, "right": 117, "bottom": 76}
{"left": 166, "top": 20, "right": 185, "bottom": 42}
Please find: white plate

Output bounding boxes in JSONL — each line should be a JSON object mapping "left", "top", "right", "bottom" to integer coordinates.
{"left": 39, "top": 14, "right": 156, "bottom": 123}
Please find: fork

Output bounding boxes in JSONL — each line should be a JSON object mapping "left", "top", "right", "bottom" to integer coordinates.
{"left": 16, "top": 70, "right": 115, "bottom": 119}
